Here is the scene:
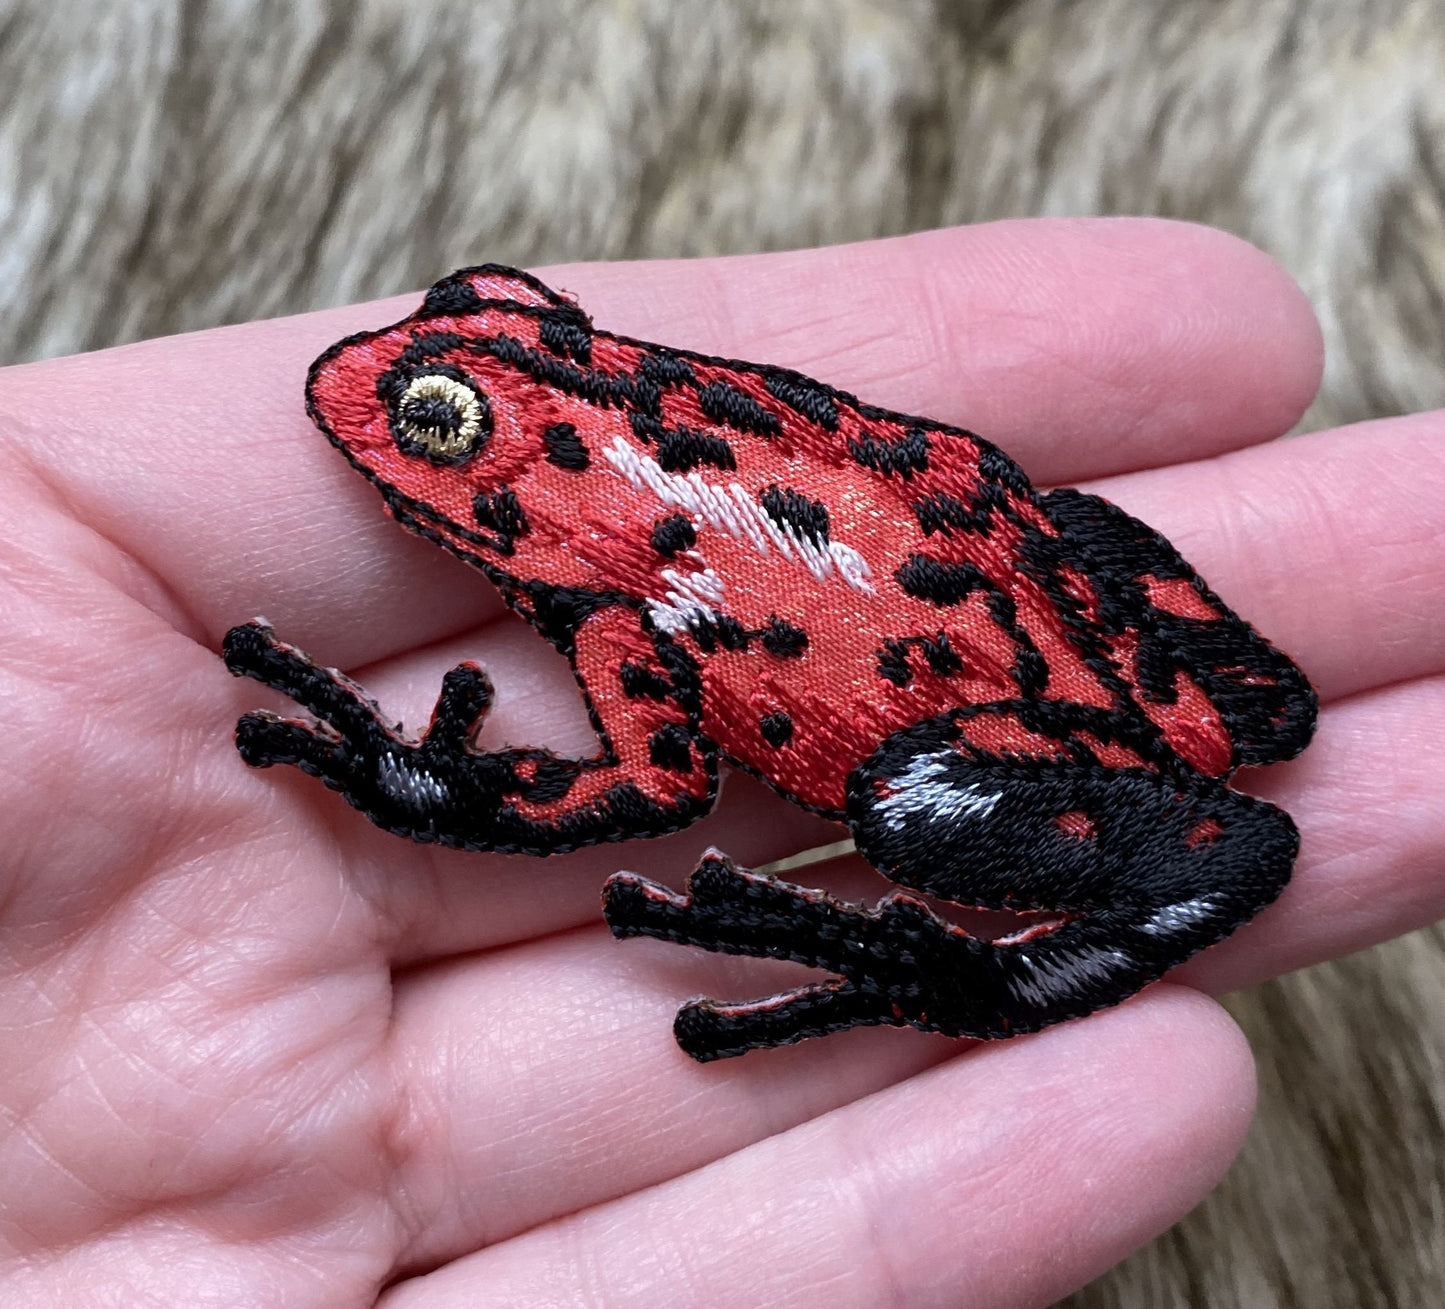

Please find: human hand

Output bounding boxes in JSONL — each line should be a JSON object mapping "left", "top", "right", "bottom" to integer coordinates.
{"left": 1, "top": 219, "right": 1439, "bottom": 1306}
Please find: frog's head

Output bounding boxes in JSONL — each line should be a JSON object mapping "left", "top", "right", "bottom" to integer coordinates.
{"left": 305, "top": 265, "right": 590, "bottom": 541}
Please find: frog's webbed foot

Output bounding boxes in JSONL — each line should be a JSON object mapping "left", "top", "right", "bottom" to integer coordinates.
{"left": 604, "top": 853, "right": 984, "bottom": 1060}
{"left": 225, "top": 618, "right": 450, "bottom": 771}
{"left": 223, "top": 619, "right": 505, "bottom": 844}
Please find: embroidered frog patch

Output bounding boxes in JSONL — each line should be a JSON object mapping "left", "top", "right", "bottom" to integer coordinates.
{"left": 224, "top": 265, "right": 1316, "bottom": 1061}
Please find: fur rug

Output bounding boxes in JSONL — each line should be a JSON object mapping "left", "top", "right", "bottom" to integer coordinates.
{"left": 2, "top": 2, "right": 1440, "bottom": 1303}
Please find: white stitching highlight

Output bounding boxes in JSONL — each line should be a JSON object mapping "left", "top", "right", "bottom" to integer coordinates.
{"left": 603, "top": 434, "right": 875, "bottom": 594}
{"left": 874, "top": 750, "right": 1002, "bottom": 832}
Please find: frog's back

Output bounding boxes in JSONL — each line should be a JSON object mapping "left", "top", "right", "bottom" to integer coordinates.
{"left": 307, "top": 267, "right": 1312, "bottom": 817}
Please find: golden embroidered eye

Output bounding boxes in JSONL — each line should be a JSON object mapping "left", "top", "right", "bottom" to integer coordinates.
{"left": 392, "top": 373, "right": 491, "bottom": 461}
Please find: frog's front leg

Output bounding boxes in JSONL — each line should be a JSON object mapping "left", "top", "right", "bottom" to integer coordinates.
{"left": 223, "top": 606, "right": 717, "bottom": 854}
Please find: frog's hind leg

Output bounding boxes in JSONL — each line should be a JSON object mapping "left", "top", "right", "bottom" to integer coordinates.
{"left": 844, "top": 712, "right": 1300, "bottom": 1039}
{"left": 1035, "top": 487, "right": 1318, "bottom": 766}
{"left": 607, "top": 710, "right": 1298, "bottom": 1060}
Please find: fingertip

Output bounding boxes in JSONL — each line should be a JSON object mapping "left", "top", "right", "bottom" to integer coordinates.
{"left": 1094, "top": 984, "right": 1258, "bottom": 1191}
{"left": 986, "top": 983, "right": 1257, "bottom": 1200}
{"left": 907, "top": 985, "right": 1258, "bottom": 1305}
{"left": 1131, "top": 219, "right": 1324, "bottom": 454}
{"left": 912, "top": 216, "right": 1325, "bottom": 478}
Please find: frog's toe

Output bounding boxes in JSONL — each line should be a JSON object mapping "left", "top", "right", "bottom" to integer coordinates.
{"left": 604, "top": 855, "right": 865, "bottom": 970}
{"left": 674, "top": 979, "right": 893, "bottom": 1062}
{"left": 224, "top": 620, "right": 396, "bottom": 746}
{"left": 421, "top": 663, "right": 495, "bottom": 753}
{"left": 223, "top": 620, "right": 320, "bottom": 696}
{"left": 235, "top": 711, "right": 347, "bottom": 777}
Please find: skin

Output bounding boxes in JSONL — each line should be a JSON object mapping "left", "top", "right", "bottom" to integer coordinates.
{"left": 0, "top": 217, "right": 1440, "bottom": 1307}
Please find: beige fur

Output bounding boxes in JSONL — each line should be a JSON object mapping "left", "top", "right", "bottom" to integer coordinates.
{"left": 2, "top": 1, "right": 1441, "bottom": 1302}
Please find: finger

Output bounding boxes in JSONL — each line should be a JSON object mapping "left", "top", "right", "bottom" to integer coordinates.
{"left": 382, "top": 988, "right": 1253, "bottom": 1308}
{"left": 1, "top": 218, "right": 1320, "bottom": 669}
{"left": 1087, "top": 410, "right": 1445, "bottom": 703}
{"left": 0, "top": 483, "right": 254, "bottom": 930}
{"left": 1180, "top": 674, "right": 1445, "bottom": 995}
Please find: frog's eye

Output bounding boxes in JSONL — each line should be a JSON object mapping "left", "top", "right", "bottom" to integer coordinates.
{"left": 390, "top": 372, "right": 492, "bottom": 463}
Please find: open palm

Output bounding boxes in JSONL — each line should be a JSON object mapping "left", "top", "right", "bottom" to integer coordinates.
{"left": 2, "top": 220, "right": 1441, "bottom": 1308}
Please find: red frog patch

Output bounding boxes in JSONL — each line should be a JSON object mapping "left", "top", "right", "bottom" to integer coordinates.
{"left": 224, "top": 265, "right": 1316, "bottom": 1060}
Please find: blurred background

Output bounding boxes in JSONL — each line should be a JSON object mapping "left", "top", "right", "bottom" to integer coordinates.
{"left": 2, "top": 2, "right": 1441, "bottom": 1304}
